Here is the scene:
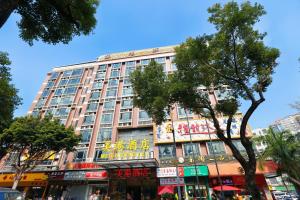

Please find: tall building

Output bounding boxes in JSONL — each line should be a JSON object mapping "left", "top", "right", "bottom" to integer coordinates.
{"left": 271, "top": 113, "right": 300, "bottom": 134}
{"left": 252, "top": 128, "right": 268, "bottom": 153}
{"left": 1, "top": 46, "right": 276, "bottom": 199}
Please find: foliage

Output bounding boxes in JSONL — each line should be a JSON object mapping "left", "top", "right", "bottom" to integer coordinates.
{"left": 131, "top": 2, "right": 279, "bottom": 199}
{"left": 0, "top": 52, "right": 22, "bottom": 159}
{"left": 0, "top": 0, "right": 99, "bottom": 45}
{"left": 161, "top": 193, "right": 175, "bottom": 200}
{"left": 254, "top": 129, "right": 300, "bottom": 186}
{"left": 0, "top": 115, "right": 80, "bottom": 188}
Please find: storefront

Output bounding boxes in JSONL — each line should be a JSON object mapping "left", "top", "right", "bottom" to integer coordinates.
{"left": 46, "top": 170, "right": 108, "bottom": 200}
{"left": 208, "top": 162, "right": 275, "bottom": 200}
{"left": 0, "top": 172, "right": 48, "bottom": 198}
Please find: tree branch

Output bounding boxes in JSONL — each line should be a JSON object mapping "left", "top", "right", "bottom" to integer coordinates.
{"left": 0, "top": 0, "right": 19, "bottom": 29}
{"left": 226, "top": 115, "right": 233, "bottom": 139}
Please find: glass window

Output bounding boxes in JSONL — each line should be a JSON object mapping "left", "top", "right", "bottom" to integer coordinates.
{"left": 103, "top": 100, "right": 115, "bottom": 110}
{"left": 154, "top": 57, "right": 165, "bottom": 63}
{"left": 92, "top": 81, "right": 103, "bottom": 89}
{"left": 171, "top": 63, "right": 177, "bottom": 71}
{"left": 83, "top": 115, "right": 95, "bottom": 125}
{"left": 126, "top": 61, "right": 135, "bottom": 66}
{"left": 177, "top": 107, "right": 193, "bottom": 117}
{"left": 119, "top": 111, "right": 132, "bottom": 122}
{"left": 108, "top": 79, "right": 119, "bottom": 87}
{"left": 232, "top": 140, "right": 246, "bottom": 152}
{"left": 50, "top": 72, "right": 59, "bottom": 79}
{"left": 141, "top": 59, "right": 150, "bottom": 65}
{"left": 110, "top": 70, "right": 119, "bottom": 78}
{"left": 123, "top": 78, "right": 131, "bottom": 85}
{"left": 31, "top": 110, "right": 40, "bottom": 117}
{"left": 62, "top": 70, "right": 72, "bottom": 77}
{"left": 68, "top": 78, "right": 80, "bottom": 85}
{"left": 58, "top": 79, "right": 68, "bottom": 87}
{"left": 122, "top": 87, "right": 133, "bottom": 96}
{"left": 106, "top": 88, "right": 117, "bottom": 97}
{"left": 80, "top": 129, "right": 92, "bottom": 143}
{"left": 54, "top": 88, "right": 64, "bottom": 96}
{"left": 46, "top": 80, "right": 55, "bottom": 88}
{"left": 95, "top": 72, "right": 106, "bottom": 79}
{"left": 36, "top": 98, "right": 46, "bottom": 108}
{"left": 49, "top": 97, "right": 60, "bottom": 106}
{"left": 45, "top": 108, "right": 55, "bottom": 116}
{"left": 71, "top": 69, "right": 83, "bottom": 76}
{"left": 94, "top": 149, "right": 108, "bottom": 161}
{"left": 125, "top": 66, "right": 135, "bottom": 76}
{"left": 55, "top": 107, "right": 70, "bottom": 116}
{"left": 207, "top": 141, "right": 226, "bottom": 155}
{"left": 98, "top": 65, "right": 106, "bottom": 71}
{"left": 139, "top": 110, "right": 150, "bottom": 120}
{"left": 73, "top": 149, "right": 87, "bottom": 162}
{"left": 159, "top": 145, "right": 175, "bottom": 158}
{"left": 101, "top": 113, "right": 113, "bottom": 124}
{"left": 64, "top": 87, "right": 77, "bottom": 95}
{"left": 121, "top": 99, "right": 133, "bottom": 108}
{"left": 112, "top": 63, "right": 121, "bottom": 69}
{"left": 90, "top": 91, "right": 101, "bottom": 100}
{"left": 60, "top": 96, "right": 73, "bottom": 105}
{"left": 87, "top": 102, "right": 98, "bottom": 112}
{"left": 183, "top": 143, "right": 200, "bottom": 157}
{"left": 97, "top": 128, "right": 112, "bottom": 142}
{"left": 41, "top": 89, "right": 50, "bottom": 98}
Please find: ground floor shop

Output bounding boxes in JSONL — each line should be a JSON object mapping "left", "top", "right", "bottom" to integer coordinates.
{"left": 0, "top": 172, "right": 48, "bottom": 199}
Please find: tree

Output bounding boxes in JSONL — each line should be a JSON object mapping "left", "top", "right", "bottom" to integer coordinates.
{"left": 0, "top": 52, "right": 22, "bottom": 159}
{"left": 0, "top": 0, "right": 99, "bottom": 45}
{"left": 0, "top": 115, "right": 80, "bottom": 189}
{"left": 254, "top": 129, "right": 300, "bottom": 191}
{"left": 131, "top": 2, "right": 280, "bottom": 199}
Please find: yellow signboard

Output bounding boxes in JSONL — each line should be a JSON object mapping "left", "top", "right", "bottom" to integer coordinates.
{"left": 0, "top": 173, "right": 48, "bottom": 187}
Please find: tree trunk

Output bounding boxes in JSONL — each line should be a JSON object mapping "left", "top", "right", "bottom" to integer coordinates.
{"left": 0, "top": 0, "right": 19, "bottom": 29}
{"left": 12, "top": 171, "right": 22, "bottom": 190}
{"left": 244, "top": 165, "right": 261, "bottom": 200}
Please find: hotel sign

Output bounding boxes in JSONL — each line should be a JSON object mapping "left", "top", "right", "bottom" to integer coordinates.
{"left": 155, "top": 117, "right": 245, "bottom": 143}
{"left": 160, "top": 178, "right": 184, "bottom": 185}
{"left": 157, "top": 167, "right": 184, "bottom": 177}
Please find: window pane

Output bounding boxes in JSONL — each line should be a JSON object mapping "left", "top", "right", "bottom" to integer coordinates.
{"left": 159, "top": 145, "right": 175, "bottom": 158}
{"left": 154, "top": 57, "right": 165, "bottom": 63}
{"left": 119, "top": 112, "right": 132, "bottom": 122}
{"left": 232, "top": 140, "right": 246, "bottom": 152}
{"left": 60, "top": 96, "right": 73, "bottom": 105}
{"left": 90, "top": 91, "right": 101, "bottom": 100}
{"left": 41, "top": 89, "right": 50, "bottom": 97}
{"left": 101, "top": 113, "right": 113, "bottom": 124}
{"left": 112, "top": 63, "right": 121, "bottom": 69}
{"left": 97, "top": 128, "right": 112, "bottom": 142}
{"left": 92, "top": 81, "right": 103, "bottom": 89}
{"left": 74, "top": 150, "right": 87, "bottom": 162}
{"left": 63, "top": 70, "right": 72, "bottom": 77}
{"left": 98, "top": 65, "right": 106, "bottom": 71}
{"left": 95, "top": 72, "right": 106, "bottom": 79}
{"left": 106, "top": 88, "right": 117, "bottom": 97}
{"left": 64, "top": 87, "right": 77, "bottom": 95}
{"left": 125, "top": 66, "right": 135, "bottom": 76}
{"left": 122, "top": 87, "right": 133, "bottom": 96}
{"left": 123, "top": 78, "right": 131, "bottom": 85}
{"left": 94, "top": 149, "right": 108, "bottom": 161}
{"left": 50, "top": 72, "right": 59, "bottom": 79}
{"left": 71, "top": 69, "right": 83, "bottom": 76}
{"left": 207, "top": 142, "right": 226, "bottom": 155}
{"left": 80, "top": 129, "right": 92, "bottom": 143}
{"left": 110, "top": 70, "right": 119, "bottom": 78}
{"left": 108, "top": 79, "right": 118, "bottom": 87}
{"left": 54, "top": 88, "right": 64, "bottom": 96}
{"left": 87, "top": 103, "right": 98, "bottom": 111}
{"left": 46, "top": 81, "right": 55, "bottom": 88}
{"left": 141, "top": 59, "right": 150, "bottom": 65}
{"left": 103, "top": 100, "right": 115, "bottom": 110}
{"left": 36, "top": 98, "right": 46, "bottom": 108}
{"left": 83, "top": 115, "right": 95, "bottom": 125}
{"left": 139, "top": 111, "right": 150, "bottom": 120}
{"left": 126, "top": 61, "right": 135, "bottom": 66}
{"left": 58, "top": 79, "right": 68, "bottom": 87}
{"left": 121, "top": 99, "right": 133, "bottom": 108}
{"left": 68, "top": 78, "right": 80, "bottom": 85}
{"left": 183, "top": 143, "right": 200, "bottom": 157}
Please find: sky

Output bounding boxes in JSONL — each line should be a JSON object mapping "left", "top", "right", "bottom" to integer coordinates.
{"left": 0, "top": 0, "right": 299, "bottom": 129}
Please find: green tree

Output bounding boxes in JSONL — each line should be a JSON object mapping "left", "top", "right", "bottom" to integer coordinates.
{"left": 0, "top": 0, "right": 99, "bottom": 45}
{"left": 0, "top": 52, "right": 22, "bottom": 159}
{"left": 131, "top": 2, "right": 279, "bottom": 199}
{"left": 0, "top": 115, "right": 80, "bottom": 189}
{"left": 254, "top": 129, "right": 300, "bottom": 190}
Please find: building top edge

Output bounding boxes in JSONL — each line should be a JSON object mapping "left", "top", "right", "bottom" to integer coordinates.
{"left": 97, "top": 45, "right": 178, "bottom": 61}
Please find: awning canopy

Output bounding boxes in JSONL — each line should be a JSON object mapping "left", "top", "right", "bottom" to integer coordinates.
{"left": 96, "top": 159, "right": 158, "bottom": 169}
{"left": 158, "top": 186, "right": 175, "bottom": 195}
{"left": 213, "top": 185, "right": 241, "bottom": 191}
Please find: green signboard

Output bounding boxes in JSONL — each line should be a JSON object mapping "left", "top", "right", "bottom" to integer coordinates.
{"left": 183, "top": 166, "right": 208, "bottom": 177}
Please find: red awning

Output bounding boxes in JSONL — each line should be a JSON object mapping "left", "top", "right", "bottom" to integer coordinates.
{"left": 213, "top": 185, "right": 241, "bottom": 191}
{"left": 158, "top": 186, "right": 175, "bottom": 195}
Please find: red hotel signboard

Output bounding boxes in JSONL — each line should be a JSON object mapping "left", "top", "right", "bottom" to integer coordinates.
{"left": 111, "top": 168, "right": 155, "bottom": 179}
{"left": 85, "top": 171, "right": 107, "bottom": 180}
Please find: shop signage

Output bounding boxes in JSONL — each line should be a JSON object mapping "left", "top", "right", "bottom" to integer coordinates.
{"left": 183, "top": 166, "right": 209, "bottom": 177}
{"left": 48, "top": 171, "right": 65, "bottom": 180}
{"left": 160, "top": 178, "right": 184, "bottom": 185}
{"left": 64, "top": 171, "right": 85, "bottom": 180}
{"left": 85, "top": 171, "right": 107, "bottom": 180}
{"left": 99, "top": 139, "right": 152, "bottom": 161}
{"left": 73, "top": 162, "right": 100, "bottom": 170}
{"left": 156, "top": 167, "right": 184, "bottom": 177}
{"left": 155, "top": 117, "right": 245, "bottom": 143}
{"left": 112, "top": 168, "right": 152, "bottom": 178}
{"left": 0, "top": 173, "right": 47, "bottom": 183}
{"left": 211, "top": 177, "right": 233, "bottom": 186}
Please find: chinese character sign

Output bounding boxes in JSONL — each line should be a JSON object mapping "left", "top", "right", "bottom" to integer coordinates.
{"left": 156, "top": 117, "right": 244, "bottom": 143}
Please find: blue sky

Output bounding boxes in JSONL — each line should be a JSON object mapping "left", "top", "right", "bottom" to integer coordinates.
{"left": 0, "top": 0, "right": 299, "bottom": 129}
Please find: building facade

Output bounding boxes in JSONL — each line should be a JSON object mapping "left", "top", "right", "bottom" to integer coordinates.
{"left": 271, "top": 113, "right": 300, "bottom": 135}
{"left": 1, "top": 46, "right": 276, "bottom": 199}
